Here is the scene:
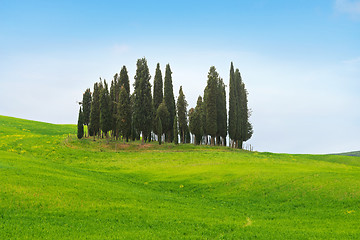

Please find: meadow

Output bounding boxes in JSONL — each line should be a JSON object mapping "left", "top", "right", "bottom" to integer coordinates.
{"left": 0, "top": 115, "right": 359, "bottom": 239}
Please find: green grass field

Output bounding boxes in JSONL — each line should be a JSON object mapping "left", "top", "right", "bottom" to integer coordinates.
{"left": 0, "top": 115, "right": 359, "bottom": 239}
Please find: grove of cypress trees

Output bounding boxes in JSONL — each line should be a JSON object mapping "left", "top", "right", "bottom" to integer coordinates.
{"left": 100, "top": 80, "right": 112, "bottom": 139}
{"left": 82, "top": 88, "right": 92, "bottom": 137}
{"left": 77, "top": 107, "right": 84, "bottom": 139}
{"left": 176, "top": 86, "right": 188, "bottom": 144}
{"left": 164, "top": 64, "right": 175, "bottom": 142}
{"left": 204, "top": 66, "right": 218, "bottom": 145}
{"left": 228, "top": 63, "right": 253, "bottom": 149}
{"left": 133, "top": 58, "right": 153, "bottom": 143}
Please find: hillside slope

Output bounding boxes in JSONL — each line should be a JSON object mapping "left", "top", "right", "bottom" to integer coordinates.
{"left": 0, "top": 115, "right": 359, "bottom": 239}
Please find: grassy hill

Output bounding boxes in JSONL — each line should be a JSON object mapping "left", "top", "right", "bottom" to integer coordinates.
{"left": 333, "top": 151, "right": 360, "bottom": 157}
{"left": 0, "top": 115, "right": 359, "bottom": 239}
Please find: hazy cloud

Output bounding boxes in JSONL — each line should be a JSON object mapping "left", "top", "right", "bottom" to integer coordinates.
{"left": 335, "top": 0, "right": 360, "bottom": 17}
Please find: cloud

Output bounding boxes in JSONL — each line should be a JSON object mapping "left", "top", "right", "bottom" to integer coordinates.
{"left": 113, "top": 44, "right": 130, "bottom": 55}
{"left": 335, "top": 0, "right": 360, "bottom": 17}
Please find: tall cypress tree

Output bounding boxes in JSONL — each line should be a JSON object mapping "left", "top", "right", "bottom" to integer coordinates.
{"left": 240, "top": 80, "right": 253, "bottom": 144}
{"left": 82, "top": 88, "right": 92, "bottom": 137}
{"left": 119, "top": 66, "right": 130, "bottom": 94}
{"left": 153, "top": 63, "right": 163, "bottom": 112}
{"left": 234, "top": 68, "right": 243, "bottom": 148}
{"left": 133, "top": 58, "right": 153, "bottom": 143}
{"left": 118, "top": 86, "right": 132, "bottom": 142}
{"left": 228, "top": 62, "right": 237, "bottom": 147}
{"left": 164, "top": 64, "right": 175, "bottom": 142}
{"left": 77, "top": 107, "right": 84, "bottom": 139}
{"left": 89, "top": 81, "right": 101, "bottom": 138}
{"left": 176, "top": 86, "right": 188, "bottom": 143}
{"left": 153, "top": 63, "right": 163, "bottom": 140}
{"left": 100, "top": 80, "right": 112, "bottom": 139}
{"left": 204, "top": 66, "right": 218, "bottom": 145}
{"left": 110, "top": 74, "right": 118, "bottom": 138}
{"left": 216, "top": 78, "right": 227, "bottom": 146}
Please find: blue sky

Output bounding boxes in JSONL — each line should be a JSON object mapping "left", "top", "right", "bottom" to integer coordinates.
{"left": 1, "top": 0, "right": 359, "bottom": 154}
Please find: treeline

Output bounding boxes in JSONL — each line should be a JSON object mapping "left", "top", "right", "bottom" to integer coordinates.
{"left": 77, "top": 57, "right": 253, "bottom": 148}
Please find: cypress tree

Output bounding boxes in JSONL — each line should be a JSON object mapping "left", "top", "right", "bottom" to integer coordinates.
{"left": 174, "top": 114, "right": 179, "bottom": 144}
{"left": 217, "top": 78, "right": 227, "bottom": 146}
{"left": 176, "top": 86, "right": 188, "bottom": 143}
{"left": 89, "top": 81, "right": 101, "bottom": 139}
{"left": 153, "top": 63, "right": 163, "bottom": 140}
{"left": 100, "top": 80, "right": 112, "bottom": 139}
{"left": 164, "top": 64, "right": 175, "bottom": 142}
{"left": 110, "top": 75, "right": 118, "bottom": 138}
{"left": 157, "top": 117, "right": 162, "bottom": 145}
{"left": 82, "top": 88, "right": 92, "bottom": 137}
{"left": 204, "top": 66, "right": 218, "bottom": 145}
{"left": 119, "top": 66, "right": 130, "bottom": 94}
{"left": 228, "top": 62, "right": 236, "bottom": 147}
{"left": 240, "top": 81, "right": 253, "bottom": 144}
{"left": 156, "top": 101, "right": 170, "bottom": 143}
{"left": 118, "top": 86, "right": 132, "bottom": 142}
{"left": 77, "top": 107, "right": 84, "bottom": 139}
{"left": 189, "top": 96, "right": 204, "bottom": 145}
{"left": 153, "top": 63, "right": 163, "bottom": 112}
{"left": 117, "top": 66, "right": 131, "bottom": 141}
{"left": 234, "top": 69, "right": 243, "bottom": 148}
{"left": 185, "top": 125, "right": 191, "bottom": 144}
{"left": 133, "top": 58, "right": 153, "bottom": 143}
{"left": 130, "top": 93, "right": 139, "bottom": 141}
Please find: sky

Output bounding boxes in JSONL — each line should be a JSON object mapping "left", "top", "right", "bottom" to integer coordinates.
{"left": 0, "top": 0, "right": 359, "bottom": 154}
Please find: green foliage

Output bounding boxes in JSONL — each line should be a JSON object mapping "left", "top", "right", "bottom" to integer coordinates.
{"left": 110, "top": 75, "right": 119, "bottom": 138}
{"left": 204, "top": 66, "right": 218, "bottom": 145}
{"left": 89, "top": 82, "right": 101, "bottom": 137}
{"left": 77, "top": 107, "right": 84, "bottom": 139}
{"left": 82, "top": 88, "right": 92, "bottom": 128}
{"left": 234, "top": 68, "right": 242, "bottom": 146}
{"left": 153, "top": 63, "right": 163, "bottom": 113}
{"left": 216, "top": 78, "right": 227, "bottom": 145}
{"left": 100, "top": 80, "right": 112, "bottom": 137}
{"left": 156, "top": 101, "right": 170, "bottom": 137}
{"left": 118, "top": 65, "right": 130, "bottom": 94}
{"left": 157, "top": 117, "right": 162, "bottom": 145}
{"left": 228, "top": 62, "right": 236, "bottom": 144}
{"left": 133, "top": 58, "right": 153, "bottom": 142}
{"left": 176, "top": 86, "right": 188, "bottom": 143}
{"left": 189, "top": 96, "right": 204, "bottom": 145}
{"left": 229, "top": 63, "right": 253, "bottom": 148}
{"left": 118, "top": 86, "right": 131, "bottom": 141}
{"left": 173, "top": 115, "right": 178, "bottom": 144}
{"left": 1, "top": 115, "right": 360, "bottom": 239}
{"left": 164, "top": 64, "right": 175, "bottom": 142}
